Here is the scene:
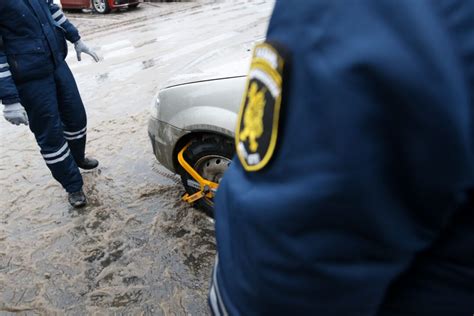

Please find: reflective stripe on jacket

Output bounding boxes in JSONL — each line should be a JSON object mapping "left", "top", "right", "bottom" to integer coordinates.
{"left": 0, "top": 0, "right": 80, "bottom": 102}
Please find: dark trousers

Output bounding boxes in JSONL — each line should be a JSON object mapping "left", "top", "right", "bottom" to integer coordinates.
{"left": 18, "top": 61, "right": 86, "bottom": 193}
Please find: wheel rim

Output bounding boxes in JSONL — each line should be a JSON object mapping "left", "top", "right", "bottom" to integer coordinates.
{"left": 194, "top": 155, "right": 231, "bottom": 184}
{"left": 93, "top": 0, "right": 106, "bottom": 12}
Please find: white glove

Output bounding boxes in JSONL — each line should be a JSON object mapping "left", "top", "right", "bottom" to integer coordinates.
{"left": 3, "top": 103, "right": 28, "bottom": 126}
{"left": 74, "top": 40, "right": 99, "bottom": 62}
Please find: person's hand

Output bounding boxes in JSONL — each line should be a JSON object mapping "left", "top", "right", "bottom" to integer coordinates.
{"left": 3, "top": 103, "right": 28, "bottom": 126}
{"left": 74, "top": 40, "right": 99, "bottom": 62}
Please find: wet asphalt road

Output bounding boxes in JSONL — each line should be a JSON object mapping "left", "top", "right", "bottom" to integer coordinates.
{"left": 0, "top": 1, "right": 273, "bottom": 314}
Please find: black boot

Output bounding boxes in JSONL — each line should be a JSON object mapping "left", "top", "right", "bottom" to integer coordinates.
{"left": 77, "top": 157, "right": 99, "bottom": 170}
{"left": 68, "top": 190, "right": 87, "bottom": 208}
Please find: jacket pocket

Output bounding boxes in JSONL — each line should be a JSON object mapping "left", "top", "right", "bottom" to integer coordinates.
{"left": 4, "top": 38, "right": 54, "bottom": 82}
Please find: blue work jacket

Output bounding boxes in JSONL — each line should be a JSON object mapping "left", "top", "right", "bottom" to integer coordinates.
{"left": 212, "top": 1, "right": 474, "bottom": 315}
{"left": 0, "top": 0, "right": 80, "bottom": 104}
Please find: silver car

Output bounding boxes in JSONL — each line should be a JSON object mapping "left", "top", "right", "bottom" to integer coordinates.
{"left": 148, "top": 43, "right": 254, "bottom": 213}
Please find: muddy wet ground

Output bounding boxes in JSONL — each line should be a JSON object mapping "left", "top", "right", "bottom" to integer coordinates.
{"left": 0, "top": 1, "right": 273, "bottom": 314}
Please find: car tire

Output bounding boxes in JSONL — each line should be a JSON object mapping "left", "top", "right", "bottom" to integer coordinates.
{"left": 91, "top": 0, "right": 111, "bottom": 14}
{"left": 179, "top": 136, "right": 234, "bottom": 216}
{"left": 129, "top": 3, "right": 139, "bottom": 9}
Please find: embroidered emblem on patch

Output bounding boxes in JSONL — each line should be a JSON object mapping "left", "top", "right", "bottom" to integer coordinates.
{"left": 236, "top": 42, "right": 286, "bottom": 172}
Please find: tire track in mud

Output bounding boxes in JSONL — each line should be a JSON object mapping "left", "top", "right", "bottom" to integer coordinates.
{"left": 69, "top": 2, "right": 208, "bottom": 39}
{"left": 70, "top": 0, "right": 270, "bottom": 41}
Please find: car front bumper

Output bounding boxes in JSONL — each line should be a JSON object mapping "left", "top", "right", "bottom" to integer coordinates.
{"left": 148, "top": 116, "right": 189, "bottom": 173}
{"left": 110, "top": 0, "right": 139, "bottom": 8}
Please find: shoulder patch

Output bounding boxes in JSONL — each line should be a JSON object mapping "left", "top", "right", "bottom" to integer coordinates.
{"left": 236, "top": 42, "right": 286, "bottom": 172}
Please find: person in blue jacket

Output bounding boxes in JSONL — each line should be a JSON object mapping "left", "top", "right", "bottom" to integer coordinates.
{"left": 0, "top": 0, "right": 100, "bottom": 207}
{"left": 210, "top": 1, "right": 474, "bottom": 315}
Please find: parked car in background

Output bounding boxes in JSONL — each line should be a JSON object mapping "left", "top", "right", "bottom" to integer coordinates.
{"left": 60, "top": 0, "right": 140, "bottom": 14}
{"left": 148, "top": 41, "right": 257, "bottom": 214}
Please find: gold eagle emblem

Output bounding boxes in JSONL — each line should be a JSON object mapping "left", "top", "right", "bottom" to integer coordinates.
{"left": 239, "top": 82, "right": 267, "bottom": 152}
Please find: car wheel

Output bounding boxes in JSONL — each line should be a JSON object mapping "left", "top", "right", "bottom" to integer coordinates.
{"left": 91, "top": 0, "right": 111, "bottom": 14}
{"left": 129, "top": 3, "right": 139, "bottom": 9}
{"left": 179, "top": 136, "right": 234, "bottom": 215}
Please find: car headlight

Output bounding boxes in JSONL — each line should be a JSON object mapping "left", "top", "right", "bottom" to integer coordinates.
{"left": 149, "top": 95, "right": 160, "bottom": 119}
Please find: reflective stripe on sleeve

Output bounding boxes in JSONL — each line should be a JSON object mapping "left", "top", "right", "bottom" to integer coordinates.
{"left": 0, "top": 70, "right": 12, "bottom": 78}
{"left": 57, "top": 16, "right": 67, "bottom": 26}
{"left": 209, "top": 283, "right": 221, "bottom": 316}
{"left": 52, "top": 10, "right": 63, "bottom": 19}
{"left": 0, "top": 63, "right": 9, "bottom": 69}
{"left": 211, "top": 257, "right": 229, "bottom": 316}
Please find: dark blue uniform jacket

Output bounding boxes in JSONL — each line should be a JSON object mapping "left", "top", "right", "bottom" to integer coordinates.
{"left": 213, "top": 1, "right": 474, "bottom": 315}
{"left": 0, "top": 0, "right": 80, "bottom": 104}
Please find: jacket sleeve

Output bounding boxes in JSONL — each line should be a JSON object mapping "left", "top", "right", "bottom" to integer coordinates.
{"left": 0, "top": 36, "right": 20, "bottom": 105}
{"left": 47, "top": 0, "right": 81, "bottom": 43}
{"left": 259, "top": 0, "right": 473, "bottom": 314}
